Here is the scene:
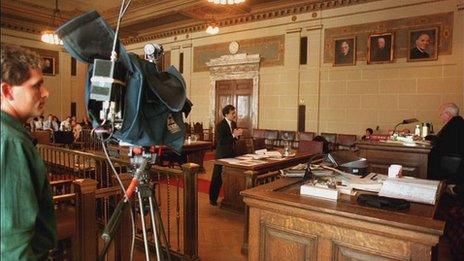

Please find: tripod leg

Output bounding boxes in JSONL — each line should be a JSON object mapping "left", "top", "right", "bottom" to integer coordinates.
{"left": 149, "top": 196, "right": 172, "bottom": 261}
{"left": 137, "top": 191, "right": 151, "bottom": 261}
{"left": 148, "top": 197, "right": 162, "bottom": 261}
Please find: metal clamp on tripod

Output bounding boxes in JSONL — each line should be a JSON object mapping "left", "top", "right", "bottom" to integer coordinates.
{"left": 99, "top": 146, "right": 172, "bottom": 261}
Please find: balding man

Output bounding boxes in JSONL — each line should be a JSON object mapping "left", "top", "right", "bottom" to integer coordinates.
{"left": 428, "top": 103, "right": 464, "bottom": 182}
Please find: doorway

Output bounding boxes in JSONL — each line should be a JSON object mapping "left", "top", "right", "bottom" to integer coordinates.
{"left": 215, "top": 79, "right": 253, "bottom": 137}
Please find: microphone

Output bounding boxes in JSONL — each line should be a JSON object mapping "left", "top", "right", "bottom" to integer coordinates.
{"left": 392, "top": 118, "right": 419, "bottom": 135}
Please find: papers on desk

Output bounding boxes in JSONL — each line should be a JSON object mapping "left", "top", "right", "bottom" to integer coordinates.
{"left": 254, "top": 149, "right": 283, "bottom": 158}
{"left": 218, "top": 158, "right": 267, "bottom": 166}
{"left": 379, "top": 178, "right": 440, "bottom": 205}
{"left": 300, "top": 182, "right": 339, "bottom": 200}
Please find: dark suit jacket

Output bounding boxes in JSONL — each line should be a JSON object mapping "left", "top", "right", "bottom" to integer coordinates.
{"left": 428, "top": 116, "right": 464, "bottom": 182}
{"left": 410, "top": 47, "right": 430, "bottom": 59}
{"left": 215, "top": 119, "right": 237, "bottom": 159}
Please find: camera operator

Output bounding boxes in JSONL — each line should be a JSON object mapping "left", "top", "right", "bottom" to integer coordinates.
{"left": 1, "top": 45, "right": 56, "bottom": 260}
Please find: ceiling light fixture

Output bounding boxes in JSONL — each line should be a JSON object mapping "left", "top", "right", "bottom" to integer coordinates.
{"left": 41, "top": 0, "right": 63, "bottom": 45}
{"left": 208, "top": 0, "right": 245, "bottom": 5}
{"left": 206, "top": 24, "right": 219, "bottom": 35}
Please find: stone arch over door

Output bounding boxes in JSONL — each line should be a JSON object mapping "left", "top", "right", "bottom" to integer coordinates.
{"left": 206, "top": 53, "right": 261, "bottom": 131}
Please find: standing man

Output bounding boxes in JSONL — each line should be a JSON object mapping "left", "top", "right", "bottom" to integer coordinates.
{"left": 209, "top": 105, "right": 243, "bottom": 206}
{"left": 1, "top": 45, "right": 56, "bottom": 259}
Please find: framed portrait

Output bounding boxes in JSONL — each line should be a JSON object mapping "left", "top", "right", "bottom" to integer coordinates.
{"left": 367, "top": 33, "right": 394, "bottom": 64}
{"left": 42, "top": 57, "right": 55, "bottom": 75}
{"left": 333, "top": 37, "right": 356, "bottom": 66}
{"left": 407, "top": 27, "right": 438, "bottom": 62}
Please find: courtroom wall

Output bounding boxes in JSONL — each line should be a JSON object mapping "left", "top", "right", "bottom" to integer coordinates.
{"left": 3, "top": 0, "right": 461, "bottom": 136}
{"left": 126, "top": 0, "right": 463, "bottom": 136}
{"left": 1, "top": 28, "right": 88, "bottom": 120}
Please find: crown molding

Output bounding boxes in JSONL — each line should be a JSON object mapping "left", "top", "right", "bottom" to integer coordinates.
{"left": 122, "top": 0, "right": 377, "bottom": 45}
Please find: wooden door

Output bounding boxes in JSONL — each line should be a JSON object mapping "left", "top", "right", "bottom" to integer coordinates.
{"left": 215, "top": 79, "right": 253, "bottom": 137}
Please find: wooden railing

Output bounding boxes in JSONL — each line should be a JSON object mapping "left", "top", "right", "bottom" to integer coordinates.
{"left": 37, "top": 145, "right": 200, "bottom": 260}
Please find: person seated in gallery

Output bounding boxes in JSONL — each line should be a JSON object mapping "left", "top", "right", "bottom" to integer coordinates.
{"left": 361, "top": 128, "right": 373, "bottom": 140}
{"left": 71, "top": 119, "right": 83, "bottom": 141}
{"left": 59, "top": 116, "right": 72, "bottom": 131}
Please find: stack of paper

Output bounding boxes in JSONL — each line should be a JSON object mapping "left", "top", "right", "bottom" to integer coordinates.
{"left": 300, "top": 183, "right": 339, "bottom": 200}
{"left": 379, "top": 178, "right": 440, "bottom": 205}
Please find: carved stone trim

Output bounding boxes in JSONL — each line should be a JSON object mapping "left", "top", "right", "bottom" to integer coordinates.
{"left": 122, "top": 0, "right": 378, "bottom": 44}
{"left": 206, "top": 53, "right": 261, "bottom": 129}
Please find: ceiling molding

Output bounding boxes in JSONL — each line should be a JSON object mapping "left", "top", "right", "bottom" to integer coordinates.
{"left": 123, "top": 0, "right": 378, "bottom": 45}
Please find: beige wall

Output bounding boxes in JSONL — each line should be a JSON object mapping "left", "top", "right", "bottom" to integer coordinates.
{"left": 1, "top": 28, "right": 88, "bottom": 120}
{"left": 127, "top": 0, "right": 463, "bottom": 136}
{"left": 3, "top": 0, "right": 461, "bottom": 136}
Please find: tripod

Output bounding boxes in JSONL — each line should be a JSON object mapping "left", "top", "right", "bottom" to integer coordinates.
{"left": 99, "top": 146, "right": 172, "bottom": 261}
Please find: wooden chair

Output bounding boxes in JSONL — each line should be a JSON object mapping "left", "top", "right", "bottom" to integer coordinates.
{"left": 264, "top": 130, "right": 279, "bottom": 150}
{"left": 278, "top": 131, "right": 296, "bottom": 148}
{"left": 234, "top": 138, "right": 253, "bottom": 156}
{"left": 193, "top": 122, "right": 204, "bottom": 141}
{"left": 185, "top": 122, "right": 192, "bottom": 135}
{"left": 252, "top": 129, "right": 266, "bottom": 139}
{"left": 32, "top": 130, "right": 52, "bottom": 145}
{"left": 336, "top": 134, "right": 357, "bottom": 150}
{"left": 298, "top": 140, "right": 323, "bottom": 155}
{"left": 252, "top": 138, "right": 266, "bottom": 151}
{"left": 320, "top": 132, "right": 337, "bottom": 151}
{"left": 293, "top": 131, "right": 315, "bottom": 149}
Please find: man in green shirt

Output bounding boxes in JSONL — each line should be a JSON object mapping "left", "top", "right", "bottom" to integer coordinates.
{"left": 1, "top": 45, "right": 56, "bottom": 260}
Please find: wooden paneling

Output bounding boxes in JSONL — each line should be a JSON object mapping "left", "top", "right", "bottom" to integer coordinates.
{"left": 357, "top": 141, "right": 431, "bottom": 178}
{"left": 261, "top": 224, "right": 317, "bottom": 261}
{"left": 242, "top": 178, "right": 445, "bottom": 261}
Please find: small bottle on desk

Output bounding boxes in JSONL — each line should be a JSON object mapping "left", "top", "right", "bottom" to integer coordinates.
{"left": 414, "top": 124, "right": 421, "bottom": 136}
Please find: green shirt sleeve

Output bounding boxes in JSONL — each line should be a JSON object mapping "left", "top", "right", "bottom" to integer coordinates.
{"left": 1, "top": 137, "right": 56, "bottom": 260}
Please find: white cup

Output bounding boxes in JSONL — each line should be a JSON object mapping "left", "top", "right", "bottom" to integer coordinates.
{"left": 388, "top": 164, "right": 402, "bottom": 178}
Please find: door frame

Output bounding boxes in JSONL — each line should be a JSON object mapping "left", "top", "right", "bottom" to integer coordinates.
{"left": 206, "top": 53, "right": 261, "bottom": 130}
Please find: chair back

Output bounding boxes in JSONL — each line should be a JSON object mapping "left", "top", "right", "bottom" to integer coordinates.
{"left": 235, "top": 138, "right": 253, "bottom": 156}
{"left": 320, "top": 132, "right": 337, "bottom": 143}
{"left": 53, "top": 131, "right": 74, "bottom": 144}
{"left": 297, "top": 131, "right": 315, "bottom": 141}
{"left": 337, "top": 134, "right": 357, "bottom": 150}
{"left": 33, "top": 130, "right": 52, "bottom": 145}
{"left": 252, "top": 138, "right": 266, "bottom": 151}
{"left": 252, "top": 129, "right": 266, "bottom": 139}
{"left": 440, "top": 154, "right": 463, "bottom": 184}
{"left": 298, "top": 140, "right": 323, "bottom": 155}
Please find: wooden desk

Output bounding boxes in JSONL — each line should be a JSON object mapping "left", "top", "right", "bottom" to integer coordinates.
{"left": 215, "top": 153, "right": 314, "bottom": 213}
{"left": 357, "top": 141, "right": 431, "bottom": 178}
{"left": 182, "top": 141, "right": 213, "bottom": 172}
{"left": 242, "top": 178, "right": 445, "bottom": 261}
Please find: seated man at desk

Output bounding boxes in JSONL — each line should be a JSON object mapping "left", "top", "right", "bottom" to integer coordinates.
{"left": 428, "top": 103, "right": 464, "bottom": 260}
{"left": 209, "top": 105, "right": 242, "bottom": 206}
{"left": 428, "top": 103, "right": 464, "bottom": 184}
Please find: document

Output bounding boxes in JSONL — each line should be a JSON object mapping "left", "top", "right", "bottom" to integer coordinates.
{"left": 378, "top": 177, "right": 440, "bottom": 205}
{"left": 300, "top": 182, "right": 339, "bottom": 200}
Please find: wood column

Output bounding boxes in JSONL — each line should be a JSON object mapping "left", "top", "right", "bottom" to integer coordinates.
{"left": 182, "top": 163, "right": 200, "bottom": 260}
{"left": 113, "top": 173, "right": 133, "bottom": 261}
{"left": 73, "top": 178, "right": 98, "bottom": 261}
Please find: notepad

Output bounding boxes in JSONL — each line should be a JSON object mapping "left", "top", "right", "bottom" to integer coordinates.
{"left": 378, "top": 177, "right": 440, "bottom": 205}
{"left": 300, "top": 183, "right": 339, "bottom": 200}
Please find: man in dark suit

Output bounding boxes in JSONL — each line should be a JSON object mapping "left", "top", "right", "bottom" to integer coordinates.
{"left": 410, "top": 33, "right": 431, "bottom": 59}
{"left": 209, "top": 104, "right": 243, "bottom": 206}
{"left": 428, "top": 103, "right": 464, "bottom": 184}
{"left": 373, "top": 37, "right": 390, "bottom": 61}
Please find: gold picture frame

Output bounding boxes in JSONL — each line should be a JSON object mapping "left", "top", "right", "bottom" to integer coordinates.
{"left": 42, "top": 57, "right": 55, "bottom": 75}
{"left": 333, "top": 37, "right": 356, "bottom": 66}
{"left": 407, "top": 27, "right": 438, "bottom": 62}
{"left": 367, "top": 32, "right": 394, "bottom": 64}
